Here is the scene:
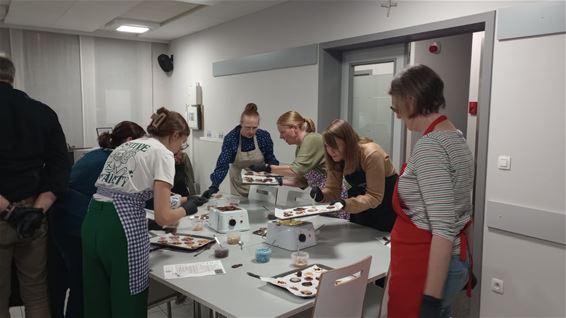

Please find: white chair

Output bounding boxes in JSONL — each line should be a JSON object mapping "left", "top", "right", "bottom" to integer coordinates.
{"left": 276, "top": 186, "right": 312, "bottom": 206}
{"left": 312, "top": 256, "right": 372, "bottom": 318}
{"left": 248, "top": 185, "right": 278, "bottom": 204}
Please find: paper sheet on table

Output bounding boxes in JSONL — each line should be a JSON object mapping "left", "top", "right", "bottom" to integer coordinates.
{"left": 163, "top": 260, "right": 226, "bottom": 279}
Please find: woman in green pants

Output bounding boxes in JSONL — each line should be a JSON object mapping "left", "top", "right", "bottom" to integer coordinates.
{"left": 82, "top": 107, "right": 208, "bottom": 317}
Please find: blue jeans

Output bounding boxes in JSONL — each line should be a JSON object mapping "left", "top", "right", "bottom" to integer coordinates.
{"left": 440, "top": 255, "right": 469, "bottom": 318}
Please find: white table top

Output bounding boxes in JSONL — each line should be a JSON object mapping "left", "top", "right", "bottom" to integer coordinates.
{"left": 149, "top": 196, "right": 391, "bottom": 318}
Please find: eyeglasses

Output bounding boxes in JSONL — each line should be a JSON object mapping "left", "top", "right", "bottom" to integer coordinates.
{"left": 180, "top": 142, "right": 189, "bottom": 150}
{"left": 390, "top": 106, "right": 399, "bottom": 113}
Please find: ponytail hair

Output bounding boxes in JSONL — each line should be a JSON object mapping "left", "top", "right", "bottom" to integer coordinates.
{"left": 98, "top": 121, "right": 146, "bottom": 149}
{"left": 240, "top": 102, "right": 260, "bottom": 121}
{"left": 147, "top": 107, "right": 190, "bottom": 138}
{"left": 277, "top": 111, "right": 316, "bottom": 133}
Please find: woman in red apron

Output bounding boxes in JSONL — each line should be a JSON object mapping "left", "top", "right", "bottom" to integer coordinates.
{"left": 387, "top": 65, "right": 474, "bottom": 318}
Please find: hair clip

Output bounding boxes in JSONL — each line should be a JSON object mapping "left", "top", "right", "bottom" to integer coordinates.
{"left": 151, "top": 113, "right": 167, "bottom": 128}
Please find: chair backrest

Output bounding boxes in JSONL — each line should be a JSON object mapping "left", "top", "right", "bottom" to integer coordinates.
{"left": 276, "top": 186, "right": 313, "bottom": 206}
{"left": 248, "top": 185, "right": 278, "bottom": 204}
{"left": 312, "top": 256, "right": 372, "bottom": 318}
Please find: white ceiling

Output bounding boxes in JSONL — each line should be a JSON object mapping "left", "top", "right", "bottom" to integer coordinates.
{"left": 0, "top": 0, "right": 286, "bottom": 42}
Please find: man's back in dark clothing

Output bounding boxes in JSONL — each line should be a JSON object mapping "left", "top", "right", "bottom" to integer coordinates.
{"left": 0, "top": 82, "right": 70, "bottom": 202}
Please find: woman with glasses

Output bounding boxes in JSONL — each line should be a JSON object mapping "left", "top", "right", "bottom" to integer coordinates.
{"left": 309, "top": 119, "right": 397, "bottom": 232}
{"left": 82, "top": 108, "right": 207, "bottom": 317}
{"left": 202, "top": 103, "right": 279, "bottom": 198}
{"left": 386, "top": 65, "right": 474, "bottom": 318}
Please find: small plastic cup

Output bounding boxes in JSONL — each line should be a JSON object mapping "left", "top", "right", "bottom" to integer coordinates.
{"left": 214, "top": 246, "right": 229, "bottom": 258}
{"left": 291, "top": 251, "right": 309, "bottom": 267}
{"left": 255, "top": 247, "right": 272, "bottom": 263}
{"left": 192, "top": 220, "right": 204, "bottom": 231}
{"left": 226, "top": 232, "right": 241, "bottom": 245}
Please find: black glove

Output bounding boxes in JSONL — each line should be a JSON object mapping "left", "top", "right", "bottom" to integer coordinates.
{"left": 202, "top": 186, "right": 219, "bottom": 199}
{"left": 249, "top": 163, "right": 271, "bottom": 173}
{"left": 274, "top": 176, "right": 283, "bottom": 186}
{"left": 331, "top": 199, "right": 346, "bottom": 209}
{"left": 309, "top": 186, "right": 324, "bottom": 202}
{"left": 6, "top": 207, "right": 45, "bottom": 239}
{"left": 181, "top": 196, "right": 208, "bottom": 216}
{"left": 419, "top": 295, "right": 442, "bottom": 318}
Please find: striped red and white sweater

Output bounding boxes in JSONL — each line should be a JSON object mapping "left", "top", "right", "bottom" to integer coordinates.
{"left": 398, "top": 130, "right": 474, "bottom": 255}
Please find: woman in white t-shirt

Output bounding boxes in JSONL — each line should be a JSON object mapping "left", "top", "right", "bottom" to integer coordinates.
{"left": 81, "top": 107, "right": 206, "bottom": 318}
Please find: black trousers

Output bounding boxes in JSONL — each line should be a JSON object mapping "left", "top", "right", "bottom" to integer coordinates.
{"left": 48, "top": 226, "right": 84, "bottom": 318}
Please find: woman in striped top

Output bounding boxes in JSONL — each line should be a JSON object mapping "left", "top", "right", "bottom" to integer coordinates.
{"left": 386, "top": 65, "right": 474, "bottom": 318}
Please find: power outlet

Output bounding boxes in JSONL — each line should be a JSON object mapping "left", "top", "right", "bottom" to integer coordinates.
{"left": 491, "top": 278, "right": 504, "bottom": 295}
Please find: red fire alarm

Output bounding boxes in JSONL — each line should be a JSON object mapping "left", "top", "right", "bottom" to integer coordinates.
{"left": 428, "top": 41, "right": 441, "bottom": 54}
{"left": 468, "top": 101, "right": 478, "bottom": 115}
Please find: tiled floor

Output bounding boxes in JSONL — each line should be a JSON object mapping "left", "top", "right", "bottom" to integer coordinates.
{"left": 9, "top": 299, "right": 197, "bottom": 318}
{"left": 9, "top": 292, "right": 469, "bottom": 318}
{"left": 148, "top": 298, "right": 200, "bottom": 318}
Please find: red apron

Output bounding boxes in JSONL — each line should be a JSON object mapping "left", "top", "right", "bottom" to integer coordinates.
{"left": 387, "top": 115, "right": 472, "bottom": 318}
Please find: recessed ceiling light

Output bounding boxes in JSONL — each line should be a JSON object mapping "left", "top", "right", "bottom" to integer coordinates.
{"left": 116, "top": 25, "right": 150, "bottom": 34}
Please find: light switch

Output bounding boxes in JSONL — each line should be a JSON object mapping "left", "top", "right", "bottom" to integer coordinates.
{"left": 497, "top": 155, "right": 511, "bottom": 170}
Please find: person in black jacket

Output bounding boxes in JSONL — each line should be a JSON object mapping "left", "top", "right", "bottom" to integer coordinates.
{"left": 0, "top": 56, "right": 71, "bottom": 317}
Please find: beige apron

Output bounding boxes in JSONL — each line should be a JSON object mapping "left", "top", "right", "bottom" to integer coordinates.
{"left": 228, "top": 135, "right": 264, "bottom": 197}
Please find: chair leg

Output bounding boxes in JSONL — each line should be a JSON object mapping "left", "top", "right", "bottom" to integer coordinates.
{"left": 166, "top": 301, "right": 172, "bottom": 318}
{"left": 193, "top": 300, "right": 198, "bottom": 318}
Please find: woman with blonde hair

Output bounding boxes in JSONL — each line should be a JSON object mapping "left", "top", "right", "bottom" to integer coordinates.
{"left": 250, "top": 111, "right": 347, "bottom": 217}
{"left": 310, "top": 119, "right": 397, "bottom": 231}
{"left": 203, "top": 103, "right": 279, "bottom": 198}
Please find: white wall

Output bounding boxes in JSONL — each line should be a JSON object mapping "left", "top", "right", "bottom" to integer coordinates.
{"left": 170, "top": 0, "right": 527, "bottom": 190}
{"left": 411, "top": 33, "right": 472, "bottom": 145}
{"left": 466, "top": 32, "right": 484, "bottom": 154}
{"left": 151, "top": 43, "right": 172, "bottom": 113}
{"left": 170, "top": 1, "right": 564, "bottom": 315}
{"left": 481, "top": 32, "right": 565, "bottom": 317}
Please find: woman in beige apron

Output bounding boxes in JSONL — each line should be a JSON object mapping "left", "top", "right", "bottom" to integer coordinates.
{"left": 228, "top": 136, "right": 264, "bottom": 196}
{"left": 203, "top": 103, "right": 279, "bottom": 198}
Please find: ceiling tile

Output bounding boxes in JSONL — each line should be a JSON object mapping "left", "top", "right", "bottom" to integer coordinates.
{"left": 4, "top": 0, "right": 74, "bottom": 28}
{"left": 143, "top": 0, "right": 284, "bottom": 40}
{"left": 122, "top": 0, "right": 200, "bottom": 24}
{"left": 54, "top": 0, "right": 144, "bottom": 32}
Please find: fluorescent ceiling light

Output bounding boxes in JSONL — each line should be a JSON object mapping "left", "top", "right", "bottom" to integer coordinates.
{"left": 116, "top": 25, "right": 150, "bottom": 34}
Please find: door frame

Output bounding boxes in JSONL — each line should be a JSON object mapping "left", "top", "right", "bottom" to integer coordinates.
{"left": 317, "top": 11, "right": 496, "bottom": 318}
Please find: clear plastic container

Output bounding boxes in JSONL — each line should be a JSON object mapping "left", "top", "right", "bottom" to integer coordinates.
{"left": 226, "top": 232, "right": 241, "bottom": 245}
{"left": 192, "top": 219, "right": 204, "bottom": 231}
{"left": 214, "top": 246, "right": 229, "bottom": 258}
{"left": 255, "top": 247, "right": 272, "bottom": 263}
{"left": 291, "top": 251, "right": 309, "bottom": 267}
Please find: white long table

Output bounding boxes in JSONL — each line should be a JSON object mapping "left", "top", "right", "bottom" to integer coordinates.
{"left": 149, "top": 197, "right": 390, "bottom": 318}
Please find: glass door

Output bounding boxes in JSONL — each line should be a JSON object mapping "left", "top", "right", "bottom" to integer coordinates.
{"left": 351, "top": 62, "right": 395, "bottom": 155}
{"left": 341, "top": 44, "right": 408, "bottom": 168}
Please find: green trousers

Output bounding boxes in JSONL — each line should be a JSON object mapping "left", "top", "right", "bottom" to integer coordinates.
{"left": 82, "top": 200, "right": 148, "bottom": 318}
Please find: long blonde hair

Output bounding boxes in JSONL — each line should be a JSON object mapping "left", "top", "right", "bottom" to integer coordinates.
{"left": 276, "top": 111, "right": 316, "bottom": 133}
